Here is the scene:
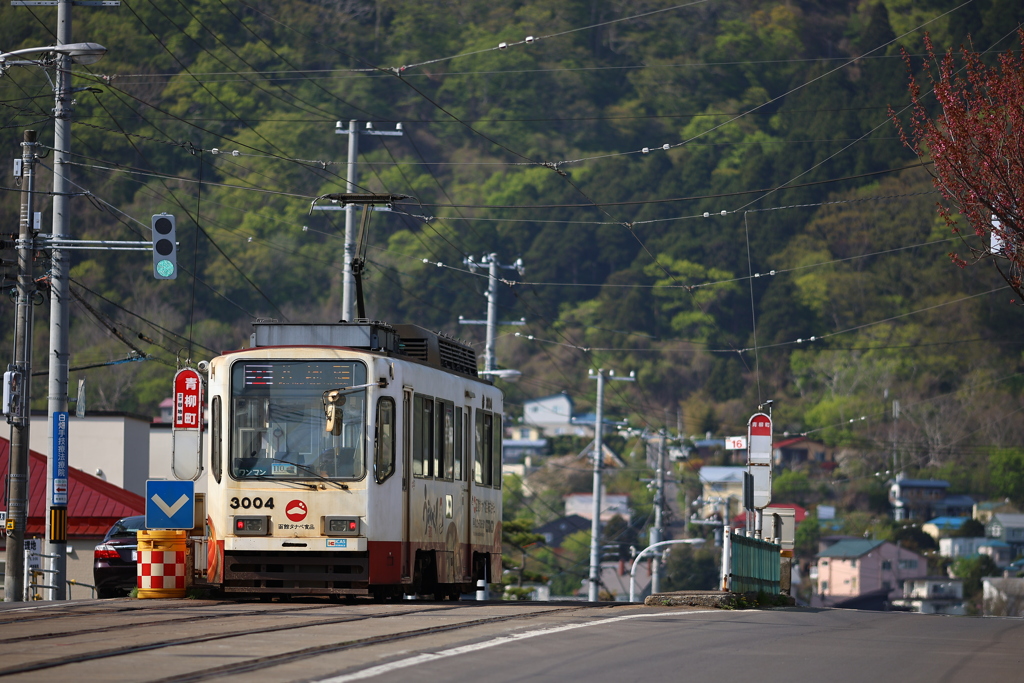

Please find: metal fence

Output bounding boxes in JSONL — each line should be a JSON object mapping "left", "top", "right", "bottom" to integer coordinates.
{"left": 728, "top": 533, "right": 781, "bottom": 594}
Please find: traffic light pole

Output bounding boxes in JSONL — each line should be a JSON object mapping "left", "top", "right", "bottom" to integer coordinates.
{"left": 4, "top": 130, "right": 39, "bottom": 602}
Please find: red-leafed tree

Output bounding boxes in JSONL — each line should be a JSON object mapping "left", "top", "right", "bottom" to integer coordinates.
{"left": 892, "top": 31, "right": 1024, "bottom": 298}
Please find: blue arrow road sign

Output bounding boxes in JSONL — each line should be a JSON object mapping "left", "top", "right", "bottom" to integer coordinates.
{"left": 146, "top": 480, "right": 195, "bottom": 529}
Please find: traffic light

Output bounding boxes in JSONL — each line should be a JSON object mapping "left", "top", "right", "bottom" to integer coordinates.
{"left": 151, "top": 213, "right": 177, "bottom": 279}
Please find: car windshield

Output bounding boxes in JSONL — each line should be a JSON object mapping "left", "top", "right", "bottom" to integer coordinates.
{"left": 230, "top": 360, "right": 367, "bottom": 480}
{"left": 107, "top": 516, "right": 146, "bottom": 538}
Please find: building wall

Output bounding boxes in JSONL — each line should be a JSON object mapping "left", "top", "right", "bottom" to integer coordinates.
{"left": 29, "top": 415, "right": 151, "bottom": 496}
{"left": 701, "top": 481, "right": 743, "bottom": 519}
{"left": 939, "top": 537, "right": 984, "bottom": 558}
{"left": 565, "top": 492, "right": 630, "bottom": 522}
{"left": 522, "top": 395, "right": 574, "bottom": 435}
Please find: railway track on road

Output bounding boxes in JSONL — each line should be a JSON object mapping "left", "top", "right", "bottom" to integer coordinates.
{"left": 0, "top": 601, "right": 338, "bottom": 645}
{"left": 0, "top": 602, "right": 573, "bottom": 679}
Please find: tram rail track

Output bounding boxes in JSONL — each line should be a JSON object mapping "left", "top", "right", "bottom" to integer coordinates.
{"left": 0, "top": 601, "right": 340, "bottom": 645}
{"left": 0, "top": 602, "right": 571, "bottom": 678}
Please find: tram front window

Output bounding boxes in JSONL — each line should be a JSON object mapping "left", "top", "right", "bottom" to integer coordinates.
{"left": 230, "top": 361, "right": 367, "bottom": 480}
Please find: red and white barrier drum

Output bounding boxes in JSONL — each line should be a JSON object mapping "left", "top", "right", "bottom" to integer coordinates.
{"left": 137, "top": 529, "right": 188, "bottom": 598}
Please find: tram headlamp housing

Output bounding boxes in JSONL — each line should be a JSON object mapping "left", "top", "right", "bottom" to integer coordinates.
{"left": 233, "top": 516, "right": 270, "bottom": 536}
{"left": 324, "top": 516, "right": 360, "bottom": 536}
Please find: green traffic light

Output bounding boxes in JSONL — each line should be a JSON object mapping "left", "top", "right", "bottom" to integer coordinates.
{"left": 156, "top": 260, "right": 175, "bottom": 277}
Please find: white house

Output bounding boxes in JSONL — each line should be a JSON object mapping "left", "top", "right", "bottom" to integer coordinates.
{"left": 523, "top": 394, "right": 579, "bottom": 436}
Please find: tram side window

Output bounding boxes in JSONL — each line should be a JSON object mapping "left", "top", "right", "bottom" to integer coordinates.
{"left": 211, "top": 396, "right": 222, "bottom": 484}
{"left": 442, "top": 402, "right": 455, "bottom": 480}
{"left": 374, "top": 397, "right": 395, "bottom": 484}
{"left": 474, "top": 410, "right": 494, "bottom": 486}
{"left": 454, "top": 408, "right": 463, "bottom": 481}
{"left": 433, "top": 400, "right": 444, "bottom": 480}
{"left": 491, "top": 414, "right": 502, "bottom": 489}
{"left": 413, "top": 394, "right": 434, "bottom": 477}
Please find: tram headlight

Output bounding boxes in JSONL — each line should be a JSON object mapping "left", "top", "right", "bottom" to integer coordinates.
{"left": 233, "top": 516, "right": 270, "bottom": 536}
{"left": 324, "top": 516, "right": 360, "bottom": 536}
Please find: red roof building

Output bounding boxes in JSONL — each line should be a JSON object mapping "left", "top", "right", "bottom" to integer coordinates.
{"left": 0, "top": 436, "right": 144, "bottom": 538}
{"left": 731, "top": 503, "right": 809, "bottom": 528}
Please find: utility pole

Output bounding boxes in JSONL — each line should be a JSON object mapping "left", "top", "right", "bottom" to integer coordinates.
{"left": 334, "top": 120, "right": 402, "bottom": 321}
{"left": 650, "top": 429, "right": 667, "bottom": 594}
{"left": 45, "top": 0, "right": 74, "bottom": 602}
{"left": 587, "top": 368, "right": 634, "bottom": 602}
{"left": 461, "top": 254, "right": 525, "bottom": 373}
{"left": 5, "top": 130, "right": 38, "bottom": 602}
{"left": 892, "top": 399, "right": 900, "bottom": 475}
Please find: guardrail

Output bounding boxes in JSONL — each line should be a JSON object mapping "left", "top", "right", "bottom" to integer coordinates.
{"left": 723, "top": 530, "right": 780, "bottom": 594}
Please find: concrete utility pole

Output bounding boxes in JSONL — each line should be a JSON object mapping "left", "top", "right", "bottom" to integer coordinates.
{"left": 5, "top": 0, "right": 114, "bottom": 600}
{"left": 460, "top": 254, "right": 525, "bottom": 372}
{"left": 334, "top": 120, "right": 402, "bottom": 321}
{"left": 4, "top": 130, "right": 39, "bottom": 602}
{"left": 45, "top": 0, "right": 74, "bottom": 602}
{"left": 650, "top": 430, "right": 667, "bottom": 594}
{"left": 587, "top": 369, "right": 634, "bottom": 602}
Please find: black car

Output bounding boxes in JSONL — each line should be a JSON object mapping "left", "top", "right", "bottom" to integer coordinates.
{"left": 93, "top": 515, "right": 145, "bottom": 598}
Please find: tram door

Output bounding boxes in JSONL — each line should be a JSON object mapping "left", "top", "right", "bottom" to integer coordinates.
{"left": 402, "top": 387, "right": 413, "bottom": 580}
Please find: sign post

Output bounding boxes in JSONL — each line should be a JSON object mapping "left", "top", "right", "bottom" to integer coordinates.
{"left": 171, "top": 368, "right": 204, "bottom": 481}
{"left": 146, "top": 480, "right": 195, "bottom": 529}
{"left": 44, "top": 411, "right": 69, "bottom": 600}
{"left": 746, "top": 412, "right": 773, "bottom": 539}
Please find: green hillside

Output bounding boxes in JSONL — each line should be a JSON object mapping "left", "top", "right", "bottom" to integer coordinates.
{"left": 2, "top": 0, "right": 1023, "bottom": 495}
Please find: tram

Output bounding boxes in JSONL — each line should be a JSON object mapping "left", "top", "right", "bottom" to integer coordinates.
{"left": 200, "top": 320, "right": 503, "bottom": 599}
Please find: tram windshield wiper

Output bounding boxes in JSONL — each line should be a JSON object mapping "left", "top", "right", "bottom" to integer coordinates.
{"left": 248, "top": 475, "right": 318, "bottom": 491}
{"left": 272, "top": 457, "right": 350, "bottom": 490}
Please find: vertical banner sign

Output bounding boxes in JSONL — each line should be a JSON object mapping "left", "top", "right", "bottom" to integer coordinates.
{"left": 52, "top": 411, "right": 69, "bottom": 505}
{"left": 747, "top": 412, "right": 773, "bottom": 510}
{"left": 172, "top": 368, "right": 204, "bottom": 481}
{"left": 173, "top": 369, "right": 203, "bottom": 430}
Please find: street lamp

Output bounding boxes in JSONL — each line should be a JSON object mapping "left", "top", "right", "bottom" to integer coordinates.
{"left": 0, "top": 39, "right": 107, "bottom": 602}
{"left": 0, "top": 42, "right": 107, "bottom": 69}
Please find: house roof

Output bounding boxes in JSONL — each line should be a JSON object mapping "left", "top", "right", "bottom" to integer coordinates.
{"left": 524, "top": 393, "right": 572, "bottom": 405}
{"left": 817, "top": 539, "right": 885, "bottom": 559}
{"left": 990, "top": 513, "right": 1024, "bottom": 527}
{"left": 699, "top": 466, "right": 746, "bottom": 483}
{"left": 980, "top": 540, "right": 1011, "bottom": 548}
{"left": 535, "top": 514, "right": 590, "bottom": 545}
{"left": 766, "top": 503, "right": 809, "bottom": 523}
{"left": 939, "top": 494, "right": 976, "bottom": 507}
{"left": 0, "top": 437, "right": 145, "bottom": 538}
{"left": 773, "top": 436, "right": 807, "bottom": 450}
{"left": 576, "top": 440, "right": 626, "bottom": 468}
{"left": 502, "top": 439, "right": 548, "bottom": 448}
{"left": 976, "top": 500, "right": 1016, "bottom": 511}
{"left": 924, "top": 516, "right": 970, "bottom": 529}
{"left": 893, "top": 478, "right": 950, "bottom": 489}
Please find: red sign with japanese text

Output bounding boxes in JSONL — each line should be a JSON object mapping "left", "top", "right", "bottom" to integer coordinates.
{"left": 173, "top": 368, "right": 203, "bottom": 431}
{"left": 749, "top": 414, "right": 772, "bottom": 436}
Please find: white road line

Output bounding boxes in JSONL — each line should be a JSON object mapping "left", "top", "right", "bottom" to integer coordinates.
{"left": 314, "top": 610, "right": 720, "bottom": 683}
